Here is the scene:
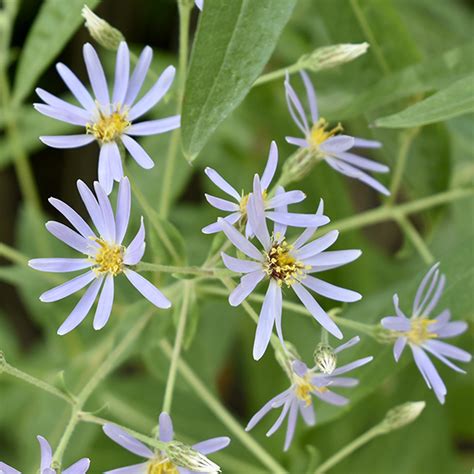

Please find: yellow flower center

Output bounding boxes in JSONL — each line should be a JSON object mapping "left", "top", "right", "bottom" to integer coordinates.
{"left": 309, "top": 117, "right": 343, "bottom": 148}
{"left": 405, "top": 318, "right": 437, "bottom": 345}
{"left": 86, "top": 107, "right": 130, "bottom": 143}
{"left": 264, "top": 239, "right": 308, "bottom": 287}
{"left": 294, "top": 375, "right": 327, "bottom": 406}
{"left": 239, "top": 190, "right": 268, "bottom": 215}
{"left": 92, "top": 238, "right": 124, "bottom": 276}
{"left": 147, "top": 458, "right": 179, "bottom": 474}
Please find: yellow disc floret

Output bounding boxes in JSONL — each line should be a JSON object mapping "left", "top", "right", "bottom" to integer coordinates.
{"left": 147, "top": 458, "right": 179, "bottom": 474}
{"left": 264, "top": 239, "right": 308, "bottom": 287}
{"left": 239, "top": 189, "right": 268, "bottom": 215}
{"left": 86, "top": 107, "right": 130, "bottom": 143}
{"left": 405, "top": 318, "right": 437, "bottom": 345}
{"left": 309, "top": 117, "right": 343, "bottom": 148}
{"left": 294, "top": 374, "right": 327, "bottom": 406}
{"left": 92, "top": 238, "right": 124, "bottom": 276}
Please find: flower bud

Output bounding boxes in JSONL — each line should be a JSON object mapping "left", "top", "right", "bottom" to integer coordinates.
{"left": 82, "top": 6, "right": 125, "bottom": 51}
{"left": 166, "top": 441, "right": 221, "bottom": 473}
{"left": 298, "top": 43, "right": 369, "bottom": 72}
{"left": 313, "top": 343, "right": 337, "bottom": 374}
{"left": 281, "top": 148, "right": 319, "bottom": 186}
{"left": 379, "top": 401, "right": 425, "bottom": 433}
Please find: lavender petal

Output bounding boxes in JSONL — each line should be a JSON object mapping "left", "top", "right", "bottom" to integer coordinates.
{"left": 286, "top": 136, "right": 310, "bottom": 148}
{"left": 121, "top": 135, "right": 155, "bottom": 169}
{"left": 267, "top": 190, "right": 306, "bottom": 209}
{"left": 436, "top": 321, "right": 468, "bottom": 338}
{"left": 124, "top": 46, "right": 153, "bottom": 106}
{"left": 205, "top": 194, "right": 239, "bottom": 212}
{"left": 314, "top": 389, "right": 349, "bottom": 406}
{"left": 93, "top": 274, "right": 114, "bottom": 330}
{"left": 221, "top": 253, "right": 262, "bottom": 274}
{"left": 125, "top": 269, "right": 171, "bottom": 309}
{"left": 246, "top": 388, "right": 291, "bottom": 431}
{"left": 204, "top": 167, "right": 241, "bottom": 200}
{"left": 292, "top": 200, "right": 324, "bottom": 249}
{"left": 331, "top": 356, "right": 373, "bottom": 376}
{"left": 218, "top": 218, "right": 262, "bottom": 261}
{"left": 265, "top": 211, "right": 329, "bottom": 228}
{"left": 38, "top": 435, "right": 53, "bottom": 471}
{"left": 104, "top": 464, "right": 148, "bottom": 474}
{"left": 296, "top": 230, "right": 339, "bottom": 260}
{"left": 115, "top": 177, "right": 131, "bottom": 245}
{"left": 40, "top": 271, "right": 96, "bottom": 303}
{"left": 93, "top": 181, "right": 116, "bottom": 241}
{"left": 34, "top": 103, "right": 88, "bottom": 126}
{"left": 40, "top": 134, "right": 95, "bottom": 149}
{"left": 381, "top": 316, "right": 411, "bottom": 332}
{"left": 45, "top": 221, "right": 92, "bottom": 255}
{"left": 266, "top": 399, "right": 291, "bottom": 437}
{"left": 77, "top": 180, "right": 107, "bottom": 238}
{"left": 108, "top": 141, "right": 124, "bottom": 182}
{"left": 283, "top": 399, "right": 299, "bottom": 451}
{"left": 98, "top": 145, "right": 114, "bottom": 195}
{"left": 333, "top": 336, "right": 360, "bottom": 354}
{"left": 56, "top": 63, "right": 95, "bottom": 111}
{"left": 247, "top": 176, "right": 271, "bottom": 250}
{"left": 411, "top": 345, "right": 446, "bottom": 404}
{"left": 36, "top": 88, "right": 90, "bottom": 121}
{"left": 320, "top": 135, "right": 355, "bottom": 153}
{"left": 301, "top": 275, "right": 361, "bottom": 302}
{"left": 229, "top": 271, "right": 265, "bottom": 306}
{"left": 103, "top": 424, "right": 154, "bottom": 458}
{"left": 29, "top": 258, "right": 92, "bottom": 273}
{"left": 253, "top": 281, "right": 278, "bottom": 360}
{"left": 393, "top": 336, "right": 407, "bottom": 362}
{"left": 306, "top": 249, "right": 361, "bottom": 269}
{"left": 336, "top": 151, "right": 389, "bottom": 173}
{"left": 193, "top": 437, "right": 230, "bottom": 455}
{"left": 62, "top": 459, "right": 91, "bottom": 474}
{"left": 83, "top": 43, "right": 110, "bottom": 107}
{"left": 202, "top": 212, "right": 240, "bottom": 234}
{"left": 425, "top": 339, "right": 471, "bottom": 362}
{"left": 127, "top": 116, "right": 181, "bottom": 136}
{"left": 48, "top": 197, "right": 95, "bottom": 238}
{"left": 159, "top": 412, "right": 174, "bottom": 442}
{"left": 353, "top": 137, "right": 382, "bottom": 149}
{"left": 260, "top": 141, "right": 278, "bottom": 190}
{"left": 112, "top": 42, "right": 130, "bottom": 105}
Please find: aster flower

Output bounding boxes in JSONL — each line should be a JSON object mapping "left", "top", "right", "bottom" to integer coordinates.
{"left": 28, "top": 178, "right": 171, "bottom": 335}
{"left": 381, "top": 263, "right": 471, "bottom": 404}
{"left": 35, "top": 41, "right": 180, "bottom": 194}
{"left": 246, "top": 337, "right": 372, "bottom": 450}
{"left": 203, "top": 141, "right": 314, "bottom": 236}
{"left": 103, "top": 412, "right": 230, "bottom": 473}
{"left": 284, "top": 71, "right": 390, "bottom": 195}
{"left": 219, "top": 176, "right": 362, "bottom": 360}
{"left": 0, "top": 435, "right": 90, "bottom": 473}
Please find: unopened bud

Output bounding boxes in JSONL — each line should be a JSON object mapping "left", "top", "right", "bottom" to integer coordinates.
{"left": 167, "top": 441, "right": 221, "bottom": 473}
{"left": 281, "top": 148, "right": 319, "bottom": 186}
{"left": 298, "top": 43, "right": 369, "bottom": 72}
{"left": 82, "top": 5, "right": 124, "bottom": 50}
{"left": 379, "top": 401, "right": 425, "bottom": 433}
{"left": 313, "top": 343, "right": 337, "bottom": 374}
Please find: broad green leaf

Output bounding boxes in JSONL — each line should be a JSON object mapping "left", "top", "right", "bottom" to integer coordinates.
{"left": 182, "top": 0, "right": 297, "bottom": 160}
{"left": 12, "top": 0, "right": 101, "bottom": 104}
{"left": 375, "top": 75, "right": 474, "bottom": 128}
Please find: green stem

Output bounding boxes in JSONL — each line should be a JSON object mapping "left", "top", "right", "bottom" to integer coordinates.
{"left": 159, "top": 2, "right": 192, "bottom": 218}
{"left": 162, "top": 282, "right": 192, "bottom": 413}
{"left": 253, "top": 62, "right": 302, "bottom": 87}
{"left": 0, "top": 242, "right": 29, "bottom": 265}
{"left": 159, "top": 340, "right": 286, "bottom": 474}
{"left": 137, "top": 261, "right": 230, "bottom": 278}
{"left": 395, "top": 214, "right": 434, "bottom": 265}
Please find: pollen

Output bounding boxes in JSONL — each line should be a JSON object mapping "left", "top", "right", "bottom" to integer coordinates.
{"left": 92, "top": 238, "right": 124, "bottom": 276}
{"left": 309, "top": 117, "right": 343, "bottom": 148}
{"left": 264, "top": 239, "right": 308, "bottom": 287}
{"left": 147, "top": 458, "right": 178, "bottom": 474}
{"left": 86, "top": 106, "right": 130, "bottom": 143}
{"left": 239, "top": 189, "right": 268, "bottom": 215}
{"left": 294, "top": 375, "right": 327, "bottom": 406}
{"left": 405, "top": 318, "right": 437, "bottom": 345}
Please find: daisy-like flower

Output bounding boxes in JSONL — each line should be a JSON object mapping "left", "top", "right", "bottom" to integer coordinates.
{"left": 381, "top": 263, "right": 471, "bottom": 404}
{"left": 219, "top": 176, "right": 362, "bottom": 360}
{"left": 246, "top": 337, "right": 372, "bottom": 450}
{"left": 284, "top": 71, "right": 390, "bottom": 195}
{"left": 103, "top": 412, "right": 230, "bottom": 473}
{"left": 35, "top": 41, "right": 180, "bottom": 194}
{"left": 28, "top": 178, "right": 171, "bottom": 335}
{"left": 0, "top": 435, "right": 90, "bottom": 473}
{"left": 203, "top": 141, "right": 316, "bottom": 236}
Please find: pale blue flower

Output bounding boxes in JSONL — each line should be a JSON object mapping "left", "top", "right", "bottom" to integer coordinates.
{"left": 285, "top": 71, "right": 390, "bottom": 195}
{"left": 381, "top": 262, "right": 471, "bottom": 404}
{"left": 0, "top": 436, "right": 90, "bottom": 473}
{"left": 28, "top": 178, "right": 171, "bottom": 335}
{"left": 246, "top": 337, "right": 372, "bottom": 450}
{"left": 103, "top": 412, "right": 230, "bottom": 473}
{"left": 35, "top": 42, "right": 180, "bottom": 194}
{"left": 219, "top": 177, "right": 362, "bottom": 360}
{"left": 203, "top": 141, "right": 309, "bottom": 236}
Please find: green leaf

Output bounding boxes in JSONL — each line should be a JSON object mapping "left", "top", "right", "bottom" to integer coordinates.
{"left": 375, "top": 75, "right": 474, "bottom": 128}
{"left": 12, "top": 0, "right": 101, "bottom": 104}
{"left": 182, "top": 0, "right": 297, "bottom": 160}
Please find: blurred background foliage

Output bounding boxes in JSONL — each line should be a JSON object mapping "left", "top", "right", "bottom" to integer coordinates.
{"left": 0, "top": 0, "right": 473, "bottom": 472}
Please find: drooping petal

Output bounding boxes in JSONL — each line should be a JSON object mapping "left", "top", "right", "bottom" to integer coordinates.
{"left": 57, "top": 277, "right": 103, "bottom": 335}
{"left": 283, "top": 399, "right": 299, "bottom": 451}
{"left": 229, "top": 271, "right": 265, "bottom": 306}
{"left": 128, "top": 66, "right": 176, "bottom": 121}
{"left": 331, "top": 356, "right": 373, "bottom": 376}
{"left": 62, "top": 458, "right": 91, "bottom": 474}
{"left": 56, "top": 63, "right": 95, "bottom": 111}
{"left": 116, "top": 177, "right": 131, "bottom": 245}
{"left": 221, "top": 253, "right": 262, "bottom": 273}
{"left": 77, "top": 180, "right": 107, "bottom": 238}
{"left": 292, "top": 283, "right": 343, "bottom": 339}
{"left": 40, "top": 271, "right": 96, "bottom": 303}
{"left": 260, "top": 141, "right": 278, "bottom": 189}
{"left": 38, "top": 435, "right": 53, "bottom": 471}
{"left": 300, "top": 71, "right": 318, "bottom": 122}
{"left": 49, "top": 197, "right": 96, "bottom": 239}
{"left": 333, "top": 336, "right": 360, "bottom": 354}
{"left": 126, "top": 116, "right": 180, "bottom": 136}
{"left": 98, "top": 144, "right": 114, "bottom": 195}
{"left": 93, "top": 274, "right": 114, "bottom": 330}
{"left": 320, "top": 135, "right": 355, "bottom": 153}
{"left": 245, "top": 389, "right": 292, "bottom": 431}
{"left": 204, "top": 167, "right": 241, "bottom": 200}
{"left": 29, "top": 258, "right": 92, "bottom": 273}
{"left": 45, "top": 221, "right": 92, "bottom": 255}
{"left": 103, "top": 424, "right": 154, "bottom": 458}
{"left": 159, "top": 412, "right": 174, "bottom": 442}
{"left": 83, "top": 43, "right": 110, "bottom": 107}
{"left": 93, "top": 181, "right": 116, "bottom": 241}
{"left": 34, "top": 103, "right": 88, "bottom": 126}
{"left": 36, "top": 88, "right": 91, "bottom": 121}
{"left": 124, "top": 269, "right": 171, "bottom": 309}
{"left": 121, "top": 135, "right": 154, "bottom": 169}
{"left": 266, "top": 399, "right": 291, "bottom": 437}
{"left": 40, "top": 134, "right": 95, "bottom": 149}
{"left": 393, "top": 336, "right": 407, "bottom": 361}
{"left": 253, "top": 281, "right": 278, "bottom": 360}
{"left": 218, "top": 218, "right": 262, "bottom": 261}
{"left": 124, "top": 46, "right": 153, "bottom": 106}
{"left": 112, "top": 42, "right": 130, "bottom": 105}
{"left": 296, "top": 230, "right": 339, "bottom": 260}
{"left": 193, "top": 437, "right": 230, "bottom": 455}
{"left": 124, "top": 218, "right": 146, "bottom": 265}
{"left": 205, "top": 194, "right": 239, "bottom": 212}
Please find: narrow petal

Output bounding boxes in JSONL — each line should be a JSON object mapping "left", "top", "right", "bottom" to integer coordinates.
{"left": 436, "top": 321, "right": 468, "bottom": 338}
{"left": 57, "top": 277, "right": 103, "bottom": 335}
{"left": 229, "top": 271, "right": 265, "bottom": 306}
{"left": 159, "top": 412, "right": 174, "bottom": 442}
{"left": 108, "top": 141, "right": 124, "bottom": 182}
{"left": 320, "top": 135, "right": 355, "bottom": 153}
{"left": 425, "top": 340, "right": 471, "bottom": 362}
{"left": 272, "top": 186, "right": 288, "bottom": 238}
{"left": 283, "top": 399, "right": 299, "bottom": 451}
{"left": 421, "top": 275, "right": 446, "bottom": 317}
{"left": 46, "top": 221, "right": 92, "bottom": 254}
{"left": 324, "top": 376, "right": 359, "bottom": 387}
{"left": 284, "top": 74, "right": 309, "bottom": 135}
{"left": 247, "top": 176, "right": 271, "bottom": 250}
{"left": 62, "top": 458, "right": 91, "bottom": 474}
{"left": 429, "top": 309, "right": 451, "bottom": 330}
{"left": 104, "top": 463, "right": 148, "bottom": 474}
{"left": 36, "top": 88, "right": 90, "bottom": 121}
{"left": 292, "top": 360, "right": 309, "bottom": 377}
{"left": 336, "top": 151, "right": 389, "bottom": 173}
{"left": 94, "top": 181, "right": 116, "bottom": 241}
{"left": 29, "top": 258, "right": 92, "bottom": 273}
{"left": 314, "top": 389, "right": 349, "bottom": 406}
{"left": 93, "top": 274, "right": 114, "bottom": 330}
{"left": 202, "top": 212, "right": 240, "bottom": 234}
{"left": 126, "top": 116, "right": 180, "bottom": 136}
{"left": 286, "top": 136, "right": 310, "bottom": 148}
{"left": 0, "top": 463, "right": 21, "bottom": 474}
{"left": 77, "top": 180, "right": 107, "bottom": 238}
{"left": 265, "top": 211, "right": 329, "bottom": 228}
{"left": 260, "top": 141, "right": 278, "bottom": 190}
{"left": 306, "top": 249, "right": 361, "bottom": 269}
{"left": 121, "top": 135, "right": 154, "bottom": 169}
{"left": 253, "top": 281, "right": 278, "bottom": 360}
{"left": 393, "top": 336, "right": 407, "bottom": 361}
{"left": 267, "top": 190, "right": 306, "bottom": 209}
{"left": 300, "top": 71, "right": 318, "bottom": 122}
{"left": 204, "top": 167, "right": 241, "bottom": 200}
{"left": 125, "top": 269, "right": 171, "bottom": 309}
{"left": 302, "top": 276, "right": 361, "bottom": 302}
{"left": 412, "top": 263, "right": 440, "bottom": 317}
{"left": 292, "top": 283, "right": 343, "bottom": 339}
{"left": 266, "top": 399, "right": 291, "bottom": 437}
{"left": 124, "top": 46, "right": 153, "bottom": 106}
{"left": 112, "top": 42, "right": 130, "bottom": 105}
{"left": 422, "top": 344, "right": 466, "bottom": 374}
{"left": 193, "top": 437, "right": 230, "bottom": 455}
{"left": 393, "top": 294, "right": 407, "bottom": 319}
{"left": 218, "top": 218, "right": 262, "bottom": 260}
{"left": 292, "top": 199, "right": 324, "bottom": 249}
{"left": 116, "top": 177, "right": 131, "bottom": 245}
{"left": 381, "top": 316, "right": 411, "bottom": 332}
{"left": 299, "top": 400, "right": 316, "bottom": 426}
{"left": 331, "top": 356, "right": 373, "bottom": 376}
{"left": 205, "top": 194, "right": 239, "bottom": 212}
{"left": 49, "top": 197, "right": 95, "bottom": 239}
{"left": 98, "top": 145, "right": 114, "bottom": 195}
{"left": 333, "top": 336, "right": 360, "bottom": 354}
{"left": 56, "top": 63, "right": 95, "bottom": 111}
{"left": 38, "top": 435, "right": 53, "bottom": 471}
{"left": 124, "top": 218, "right": 145, "bottom": 265}
{"left": 353, "top": 137, "right": 382, "bottom": 149}
{"left": 40, "top": 271, "right": 96, "bottom": 303}
{"left": 221, "top": 253, "right": 261, "bottom": 273}
{"left": 103, "top": 424, "right": 154, "bottom": 458}
{"left": 40, "top": 134, "right": 95, "bottom": 149}
{"left": 273, "top": 284, "right": 284, "bottom": 348}
{"left": 128, "top": 66, "right": 176, "bottom": 121}
{"left": 296, "top": 230, "right": 339, "bottom": 260}
{"left": 34, "top": 103, "right": 87, "bottom": 126}
{"left": 246, "top": 389, "right": 291, "bottom": 431}
{"left": 83, "top": 43, "right": 110, "bottom": 106}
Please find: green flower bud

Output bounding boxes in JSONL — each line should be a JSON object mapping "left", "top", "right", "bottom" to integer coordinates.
{"left": 313, "top": 343, "right": 337, "bottom": 374}
{"left": 379, "top": 401, "right": 425, "bottom": 433}
{"left": 82, "top": 6, "right": 125, "bottom": 51}
{"left": 166, "top": 441, "right": 221, "bottom": 473}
